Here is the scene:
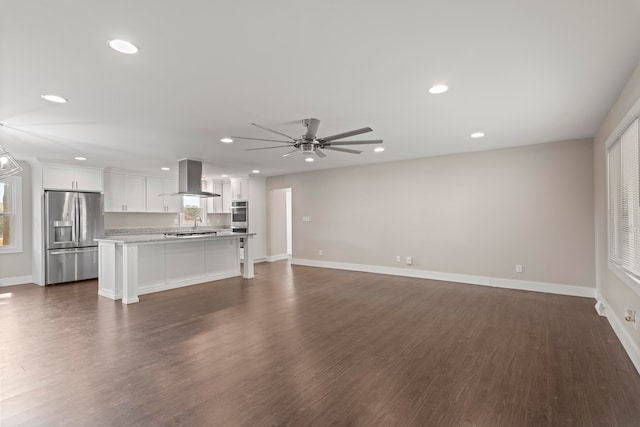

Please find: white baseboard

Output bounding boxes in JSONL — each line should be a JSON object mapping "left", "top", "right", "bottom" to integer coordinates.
{"left": 0, "top": 275, "right": 34, "bottom": 287}
{"left": 267, "top": 253, "right": 290, "bottom": 262}
{"left": 98, "top": 289, "right": 121, "bottom": 300}
{"left": 137, "top": 271, "right": 240, "bottom": 296}
{"left": 290, "top": 258, "right": 595, "bottom": 299}
{"left": 595, "top": 289, "right": 640, "bottom": 376}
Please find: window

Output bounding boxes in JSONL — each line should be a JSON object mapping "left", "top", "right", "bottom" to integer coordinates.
{"left": 0, "top": 176, "right": 23, "bottom": 254}
{"left": 182, "top": 195, "right": 203, "bottom": 226}
{"left": 608, "top": 117, "right": 640, "bottom": 281}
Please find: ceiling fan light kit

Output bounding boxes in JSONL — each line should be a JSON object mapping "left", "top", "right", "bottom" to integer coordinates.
{"left": 232, "top": 118, "right": 383, "bottom": 160}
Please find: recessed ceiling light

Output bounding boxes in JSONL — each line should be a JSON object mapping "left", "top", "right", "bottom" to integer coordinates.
{"left": 305, "top": 157, "right": 315, "bottom": 163}
{"left": 161, "top": 167, "right": 170, "bottom": 171}
{"left": 41, "top": 94, "right": 67, "bottom": 103}
{"left": 220, "top": 137, "right": 234, "bottom": 144}
{"left": 471, "top": 132, "right": 485, "bottom": 138}
{"left": 252, "top": 170, "right": 260, "bottom": 174}
{"left": 74, "top": 157, "right": 87, "bottom": 161}
{"left": 374, "top": 147, "right": 385, "bottom": 153}
{"left": 108, "top": 39, "right": 138, "bottom": 54}
{"left": 221, "top": 174, "right": 229, "bottom": 178}
{"left": 428, "top": 84, "right": 448, "bottom": 94}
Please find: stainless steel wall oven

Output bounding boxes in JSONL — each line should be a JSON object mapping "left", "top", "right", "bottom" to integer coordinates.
{"left": 231, "top": 200, "right": 248, "bottom": 248}
{"left": 231, "top": 200, "right": 248, "bottom": 227}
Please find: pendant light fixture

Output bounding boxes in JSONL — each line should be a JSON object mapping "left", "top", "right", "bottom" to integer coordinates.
{"left": 0, "top": 145, "right": 23, "bottom": 179}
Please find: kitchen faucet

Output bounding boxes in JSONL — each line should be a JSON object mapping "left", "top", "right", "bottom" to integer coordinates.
{"left": 193, "top": 215, "right": 201, "bottom": 229}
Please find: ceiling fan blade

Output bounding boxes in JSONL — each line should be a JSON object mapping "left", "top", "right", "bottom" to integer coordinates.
{"left": 325, "top": 139, "right": 383, "bottom": 146}
{"left": 303, "top": 118, "right": 320, "bottom": 140}
{"left": 315, "top": 149, "right": 327, "bottom": 158}
{"left": 320, "top": 127, "right": 372, "bottom": 142}
{"left": 231, "top": 136, "right": 294, "bottom": 144}
{"left": 282, "top": 149, "right": 299, "bottom": 157}
{"left": 246, "top": 145, "right": 293, "bottom": 151}
{"left": 324, "top": 146, "right": 362, "bottom": 154}
{"left": 251, "top": 123, "right": 297, "bottom": 141}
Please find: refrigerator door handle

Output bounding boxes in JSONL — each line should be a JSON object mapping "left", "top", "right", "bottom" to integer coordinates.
{"left": 50, "top": 248, "right": 97, "bottom": 255}
{"left": 75, "top": 194, "right": 81, "bottom": 246}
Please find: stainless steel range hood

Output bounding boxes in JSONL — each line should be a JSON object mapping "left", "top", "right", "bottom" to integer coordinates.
{"left": 174, "top": 159, "right": 220, "bottom": 197}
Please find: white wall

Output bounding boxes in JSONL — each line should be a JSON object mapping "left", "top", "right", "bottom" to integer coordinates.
{"left": 286, "top": 189, "right": 292, "bottom": 254}
{"left": 268, "top": 188, "right": 289, "bottom": 260}
{"left": 248, "top": 175, "right": 266, "bottom": 262}
{"left": 267, "top": 138, "right": 595, "bottom": 289}
{"left": 594, "top": 61, "right": 640, "bottom": 365}
{"left": 0, "top": 161, "right": 33, "bottom": 285}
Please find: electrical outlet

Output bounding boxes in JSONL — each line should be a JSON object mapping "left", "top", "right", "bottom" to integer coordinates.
{"left": 516, "top": 264, "right": 523, "bottom": 273}
{"left": 624, "top": 309, "right": 638, "bottom": 329}
{"left": 406, "top": 256, "right": 413, "bottom": 265}
{"left": 318, "top": 250, "right": 323, "bottom": 256}
{"left": 302, "top": 216, "right": 311, "bottom": 222}
{"left": 396, "top": 256, "right": 401, "bottom": 263}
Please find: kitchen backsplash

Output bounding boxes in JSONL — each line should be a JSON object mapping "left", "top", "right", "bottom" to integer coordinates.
{"left": 104, "top": 212, "right": 180, "bottom": 229}
{"left": 104, "top": 212, "right": 231, "bottom": 229}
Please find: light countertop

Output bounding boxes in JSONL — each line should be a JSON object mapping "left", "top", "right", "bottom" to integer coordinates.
{"left": 95, "top": 231, "right": 254, "bottom": 245}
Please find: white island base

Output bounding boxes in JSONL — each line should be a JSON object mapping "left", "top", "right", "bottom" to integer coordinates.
{"left": 97, "top": 234, "right": 254, "bottom": 304}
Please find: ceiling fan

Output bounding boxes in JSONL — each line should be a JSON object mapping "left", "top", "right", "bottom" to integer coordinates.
{"left": 231, "top": 118, "right": 383, "bottom": 158}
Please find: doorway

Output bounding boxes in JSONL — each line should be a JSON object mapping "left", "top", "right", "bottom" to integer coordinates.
{"left": 269, "top": 188, "right": 292, "bottom": 261}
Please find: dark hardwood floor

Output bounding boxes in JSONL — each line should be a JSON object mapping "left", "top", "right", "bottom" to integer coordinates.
{"left": 1, "top": 261, "right": 639, "bottom": 426}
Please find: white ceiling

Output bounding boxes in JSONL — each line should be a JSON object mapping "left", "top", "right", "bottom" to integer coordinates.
{"left": 2, "top": 0, "right": 640, "bottom": 178}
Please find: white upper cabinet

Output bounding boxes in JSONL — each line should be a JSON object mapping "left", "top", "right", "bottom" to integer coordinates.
{"left": 206, "top": 180, "right": 232, "bottom": 213}
{"left": 231, "top": 179, "right": 248, "bottom": 200}
{"left": 104, "top": 172, "right": 146, "bottom": 212}
{"left": 145, "top": 177, "right": 165, "bottom": 213}
{"left": 43, "top": 164, "right": 103, "bottom": 192}
{"left": 206, "top": 180, "right": 223, "bottom": 213}
{"left": 146, "top": 177, "right": 180, "bottom": 213}
{"left": 222, "top": 181, "right": 232, "bottom": 212}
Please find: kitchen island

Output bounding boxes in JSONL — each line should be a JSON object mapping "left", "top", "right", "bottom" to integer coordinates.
{"left": 96, "top": 231, "right": 254, "bottom": 304}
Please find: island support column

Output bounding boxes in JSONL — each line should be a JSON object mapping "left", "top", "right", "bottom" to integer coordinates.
{"left": 122, "top": 244, "right": 140, "bottom": 304}
{"left": 243, "top": 235, "right": 254, "bottom": 279}
{"left": 98, "top": 241, "right": 119, "bottom": 300}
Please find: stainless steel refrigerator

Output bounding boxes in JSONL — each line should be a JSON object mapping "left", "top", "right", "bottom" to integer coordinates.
{"left": 45, "top": 191, "right": 104, "bottom": 285}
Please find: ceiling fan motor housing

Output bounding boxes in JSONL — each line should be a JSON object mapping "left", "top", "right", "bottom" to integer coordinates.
{"left": 299, "top": 143, "right": 316, "bottom": 154}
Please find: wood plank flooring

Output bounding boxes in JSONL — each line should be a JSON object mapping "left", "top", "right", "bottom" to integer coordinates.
{"left": 1, "top": 261, "right": 639, "bottom": 426}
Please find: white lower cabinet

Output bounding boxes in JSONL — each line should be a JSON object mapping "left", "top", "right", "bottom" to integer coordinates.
{"left": 135, "top": 239, "right": 240, "bottom": 295}
{"left": 205, "top": 239, "right": 239, "bottom": 275}
{"left": 165, "top": 241, "right": 206, "bottom": 284}
{"left": 137, "top": 244, "right": 166, "bottom": 288}
{"left": 97, "top": 234, "right": 253, "bottom": 303}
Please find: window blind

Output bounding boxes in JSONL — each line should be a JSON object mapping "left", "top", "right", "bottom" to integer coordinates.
{"left": 608, "top": 117, "right": 640, "bottom": 277}
{"left": 608, "top": 140, "right": 621, "bottom": 261}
